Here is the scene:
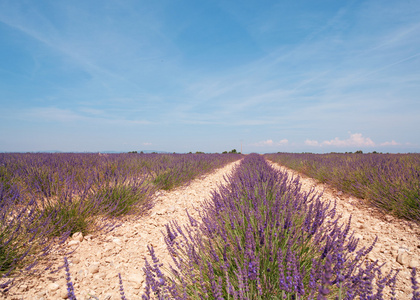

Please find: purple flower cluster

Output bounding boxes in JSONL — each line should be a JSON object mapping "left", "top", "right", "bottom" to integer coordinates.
{"left": 265, "top": 152, "right": 420, "bottom": 223}
{"left": 143, "top": 154, "right": 397, "bottom": 299}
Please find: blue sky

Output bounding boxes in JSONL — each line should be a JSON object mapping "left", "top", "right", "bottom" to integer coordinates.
{"left": 1, "top": 0, "right": 419, "bottom": 153}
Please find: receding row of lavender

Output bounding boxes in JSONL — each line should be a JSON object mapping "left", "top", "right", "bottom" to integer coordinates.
{"left": 135, "top": 154, "right": 401, "bottom": 299}
{"left": 264, "top": 153, "right": 420, "bottom": 223}
{"left": 0, "top": 152, "right": 241, "bottom": 288}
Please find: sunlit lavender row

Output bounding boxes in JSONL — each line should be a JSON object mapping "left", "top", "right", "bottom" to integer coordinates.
{"left": 140, "top": 154, "right": 399, "bottom": 299}
{"left": 264, "top": 153, "right": 420, "bottom": 223}
{"left": 0, "top": 152, "right": 241, "bottom": 288}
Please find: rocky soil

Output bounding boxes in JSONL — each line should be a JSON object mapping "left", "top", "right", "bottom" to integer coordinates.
{"left": 4, "top": 158, "right": 420, "bottom": 299}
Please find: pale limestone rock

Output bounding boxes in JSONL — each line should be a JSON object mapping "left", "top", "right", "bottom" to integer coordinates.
{"left": 367, "top": 252, "right": 377, "bottom": 261}
{"left": 409, "top": 258, "right": 419, "bottom": 269}
{"left": 127, "top": 274, "right": 144, "bottom": 285}
{"left": 354, "top": 233, "right": 363, "bottom": 241}
{"left": 48, "top": 282, "right": 60, "bottom": 292}
{"left": 71, "top": 257, "right": 80, "bottom": 264}
{"left": 19, "top": 284, "right": 28, "bottom": 291}
{"left": 60, "top": 289, "right": 69, "bottom": 299}
{"left": 397, "top": 251, "right": 410, "bottom": 266}
{"left": 68, "top": 240, "right": 80, "bottom": 247}
{"left": 72, "top": 232, "right": 84, "bottom": 242}
{"left": 89, "top": 264, "right": 100, "bottom": 274}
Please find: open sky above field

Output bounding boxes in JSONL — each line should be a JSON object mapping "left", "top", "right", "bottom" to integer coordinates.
{"left": 1, "top": 0, "right": 419, "bottom": 154}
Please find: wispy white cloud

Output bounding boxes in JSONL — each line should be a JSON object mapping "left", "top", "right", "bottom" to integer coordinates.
{"left": 380, "top": 140, "right": 400, "bottom": 146}
{"left": 305, "top": 133, "right": 404, "bottom": 149}
{"left": 24, "top": 107, "right": 84, "bottom": 122}
{"left": 304, "top": 139, "right": 320, "bottom": 147}
{"left": 17, "top": 107, "right": 152, "bottom": 125}
{"left": 252, "top": 139, "right": 288, "bottom": 147}
{"left": 142, "top": 142, "right": 152, "bottom": 146}
{"left": 305, "top": 133, "right": 374, "bottom": 147}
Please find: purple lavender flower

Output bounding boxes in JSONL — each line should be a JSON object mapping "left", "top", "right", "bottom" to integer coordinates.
{"left": 412, "top": 268, "right": 420, "bottom": 300}
{"left": 64, "top": 257, "right": 76, "bottom": 300}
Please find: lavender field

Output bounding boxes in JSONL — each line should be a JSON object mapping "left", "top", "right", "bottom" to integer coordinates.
{"left": 265, "top": 153, "right": 420, "bottom": 223}
{"left": 2, "top": 152, "right": 420, "bottom": 299}
{"left": 0, "top": 152, "right": 240, "bottom": 288}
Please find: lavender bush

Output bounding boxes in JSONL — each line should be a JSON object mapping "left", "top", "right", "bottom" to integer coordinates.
{"left": 0, "top": 152, "right": 240, "bottom": 291}
{"left": 150, "top": 153, "right": 240, "bottom": 190}
{"left": 265, "top": 153, "right": 420, "bottom": 223}
{"left": 0, "top": 182, "right": 61, "bottom": 290}
{"left": 142, "top": 154, "right": 396, "bottom": 299}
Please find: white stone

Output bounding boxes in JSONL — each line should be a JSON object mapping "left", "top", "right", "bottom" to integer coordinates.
{"left": 48, "top": 283, "right": 60, "bottom": 292}
{"left": 409, "top": 258, "right": 419, "bottom": 269}
{"left": 127, "top": 274, "right": 143, "bottom": 285}
{"left": 60, "top": 289, "right": 69, "bottom": 299}
{"left": 68, "top": 240, "right": 80, "bottom": 246}
{"left": 89, "top": 264, "right": 100, "bottom": 274}
{"left": 71, "top": 257, "right": 80, "bottom": 264}
{"left": 72, "top": 232, "right": 84, "bottom": 242}
{"left": 354, "top": 233, "right": 363, "bottom": 241}
{"left": 397, "top": 251, "right": 410, "bottom": 265}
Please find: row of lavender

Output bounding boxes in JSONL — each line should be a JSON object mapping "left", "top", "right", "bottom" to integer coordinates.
{"left": 135, "top": 154, "right": 399, "bottom": 299}
{"left": 0, "top": 152, "right": 240, "bottom": 289}
{"left": 264, "top": 153, "right": 420, "bottom": 223}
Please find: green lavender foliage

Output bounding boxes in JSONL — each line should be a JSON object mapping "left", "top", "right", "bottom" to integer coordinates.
{"left": 265, "top": 153, "right": 420, "bottom": 222}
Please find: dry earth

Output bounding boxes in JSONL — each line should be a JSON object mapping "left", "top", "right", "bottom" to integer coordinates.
{"left": 4, "top": 158, "right": 420, "bottom": 299}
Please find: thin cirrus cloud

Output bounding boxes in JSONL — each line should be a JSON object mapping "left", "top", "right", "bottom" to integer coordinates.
{"left": 305, "top": 133, "right": 399, "bottom": 148}
{"left": 380, "top": 140, "right": 401, "bottom": 146}
{"left": 252, "top": 139, "right": 289, "bottom": 147}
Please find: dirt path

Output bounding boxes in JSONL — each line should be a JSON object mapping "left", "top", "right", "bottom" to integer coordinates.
{"left": 269, "top": 161, "right": 420, "bottom": 300}
{"left": 6, "top": 160, "right": 241, "bottom": 300}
